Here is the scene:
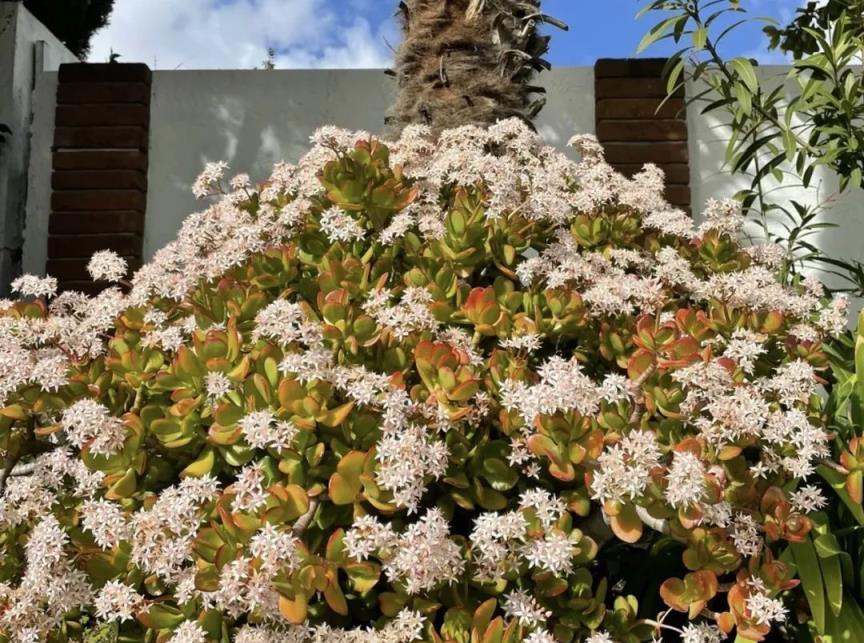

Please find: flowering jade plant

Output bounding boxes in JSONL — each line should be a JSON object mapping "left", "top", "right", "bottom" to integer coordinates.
{"left": 0, "top": 119, "right": 854, "bottom": 643}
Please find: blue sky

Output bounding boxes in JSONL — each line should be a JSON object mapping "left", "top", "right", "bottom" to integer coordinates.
{"left": 338, "top": 0, "right": 800, "bottom": 64}
{"left": 544, "top": 0, "right": 799, "bottom": 64}
{"left": 89, "top": 0, "right": 803, "bottom": 70}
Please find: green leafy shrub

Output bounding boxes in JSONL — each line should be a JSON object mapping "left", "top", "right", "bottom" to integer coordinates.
{"left": 639, "top": 0, "right": 864, "bottom": 294}
{"left": 0, "top": 120, "right": 855, "bottom": 642}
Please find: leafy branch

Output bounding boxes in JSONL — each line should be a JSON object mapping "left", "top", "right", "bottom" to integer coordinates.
{"left": 639, "top": 0, "right": 864, "bottom": 293}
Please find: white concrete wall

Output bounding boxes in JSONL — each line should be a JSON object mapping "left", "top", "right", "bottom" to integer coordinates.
{"left": 143, "top": 67, "right": 595, "bottom": 257}
{"left": 0, "top": 2, "right": 76, "bottom": 292}
{"left": 687, "top": 66, "right": 864, "bottom": 301}
{"left": 20, "top": 69, "right": 57, "bottom": 278}
{"left": 22, "top": 60, "right": 862, "bottom": 299}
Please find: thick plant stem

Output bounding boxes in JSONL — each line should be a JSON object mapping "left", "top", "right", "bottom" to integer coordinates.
{"left": 0, "top": 417, "right": 37, "bottom": 495}
{"left": 628, "top": 362, "right": 657, "bottom": 425}
{"left": 293, "top": 495, "right": 324, "bottom": 535}
{"left": 385, "top": 0, "right": 566, "bottom": 137}
{"left": 635, "top": 505, "right": 670, "bottom": 535}
{"left": 0, "top": 455, "right": 18, "bottom": 495}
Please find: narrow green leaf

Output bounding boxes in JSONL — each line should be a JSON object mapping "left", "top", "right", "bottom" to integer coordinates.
{"left": 782, "top": 129, "right": 797, "bottom": 162}
{"left": 790, "top": 537, "right": 826, "bottom": 634}
{"left": 730, "top": 57, "right": 759, "bottom": 92}
{"left": 843, "top": 594, "right": 864, "bottom": 638}
{"left": 635, "top": 0, "right": 668, "bottom": 20}
{"left": 734, "top": 83, "right": 752, "bottom": 116}
{"left": 814, "top": 533, "right": 843, "bottom": 558}
{"left": 816, "top": 464, "right": 864, "bottom": 525}
{"left": 667, "top": 58, "right": 686, "bottom": 96}
{"left": 731, "top": 134, "right": 776, "bottom": 173}
{"left": 824, "top": 593, "right": 864, "bottom": 642}
{"left": 822, "top": 552, "right": 843, "bottom": 616}
{"left": 637, "top": 15, "right": 682, "bottom": 53}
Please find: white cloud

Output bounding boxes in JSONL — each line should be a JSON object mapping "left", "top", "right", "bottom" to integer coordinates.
{"left": 88, "top": 0, "right": 395, "bottom": 70}
{"left": 275, "top": 17, "right": 394, "bottom": 68}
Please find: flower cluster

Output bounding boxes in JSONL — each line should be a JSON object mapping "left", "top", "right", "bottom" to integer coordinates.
{"left": 0, "top": 119, "right": 853, "bottom": 642}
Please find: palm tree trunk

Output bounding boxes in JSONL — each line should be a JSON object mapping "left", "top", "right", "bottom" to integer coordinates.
{"left": 385, "top": 0, "right": 566, "bottom": 138}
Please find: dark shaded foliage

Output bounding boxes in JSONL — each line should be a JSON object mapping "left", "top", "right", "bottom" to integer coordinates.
{"left": 22, "top": 0, "right": 115, "bottom": 59}
{"left": 764, "top": 0, "right": 864, "bottom": 59}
